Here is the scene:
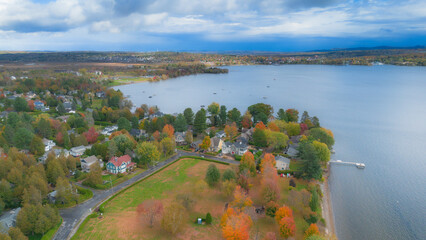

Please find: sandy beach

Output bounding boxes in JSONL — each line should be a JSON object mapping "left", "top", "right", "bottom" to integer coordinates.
{"left": 321, "top": 166, "right": 337, "bottom": 239}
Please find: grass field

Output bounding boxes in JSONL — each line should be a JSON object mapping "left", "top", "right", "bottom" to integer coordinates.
{"left": 72, "top": 158, "right": 319, "bottom": 240}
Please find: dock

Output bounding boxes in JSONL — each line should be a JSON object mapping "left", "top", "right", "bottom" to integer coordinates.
{"left": 329, "top": 160, "right": 365, "bottom": 169}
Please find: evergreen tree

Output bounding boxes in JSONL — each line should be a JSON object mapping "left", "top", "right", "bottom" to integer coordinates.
{"left": 183, "top": 108, "right": 194, "bottom": 125}
{"left": 174, "top": 114, "right": 188, "bottom": 132}
{"left": 30, "top": 136, "right": 45, "bottom": 156}
{"left": 193, "top": 109, "right": 207, "bottom": 134}
{"left": 219, "top": 105, "right": 227, "bottom": 126}
{"left": 205, "top": 164, "right": 220, "bottom": 187}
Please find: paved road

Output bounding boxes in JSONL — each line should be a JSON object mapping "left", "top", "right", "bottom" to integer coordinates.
{"left": 54, "top": 151, "right": 238, "bottom": 240}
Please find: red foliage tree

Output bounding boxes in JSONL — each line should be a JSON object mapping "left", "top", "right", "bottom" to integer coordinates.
{"left": 241, "top": 115, "right": 252, "bottom": 129}
{"left": 300, "top": 123, "right": 308, "bottom": 134}
{"left": 153, "top": 130, "right": 161, "bottom": 142}
{"left": 56, "top": 132, "right": 64, "bottom": 145}
{"left": 27, "top": 100, "right": 34, "bottom": 111}
{"left": 255, "top": 121, "right": 267, "bottom": 130}
{"left": 279, "top": 217, "right": 296, "bottom": 239}
{"left": 268, "top": 122, "right": 280, "bottom": 132}
{"left": 84, "top": 126, "right": 99, "bottom": 144}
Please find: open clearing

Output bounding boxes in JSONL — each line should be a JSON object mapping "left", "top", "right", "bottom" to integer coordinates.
{"left": 72, "top": 158, "right": 317, "bottom": 240}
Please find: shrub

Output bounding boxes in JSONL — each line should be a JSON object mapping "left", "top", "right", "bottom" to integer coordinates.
{"left": 289, "top": 179, "right": 296, "bottom": 187}
{"left": 266, "top": 201, "right": 279, "bottom": 217}
{"left": 222, "top": 169, "right": 236, "bottom": 181}
{"left": 205, "top": 164, "right": 220, "bottom": 187}
{"left": 304, "top": 212, "right": 319, "bottom": 224}
{"left": 205, "top": 213, "right": 212, "bottom": 225}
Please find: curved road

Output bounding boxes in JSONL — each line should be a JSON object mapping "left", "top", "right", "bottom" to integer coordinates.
{"left": 53, "top": 151, "right": 238, "bottom": 240}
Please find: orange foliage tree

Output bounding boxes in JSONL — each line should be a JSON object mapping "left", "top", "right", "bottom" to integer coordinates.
{"left": 162, "top": 124, "right": 174, "bottom": 138}
{"left": 152, "top": 130, "right": 161, "bottom": 142}
{"left": 279, "top": 217, "right": 296, "bottom": 239}
{"left": 255, "top": 121, "right": 267, "bottom": 130}
{"left": 304, "top": 223, "right": 320, "bottom": 238}
{"left": 224, "top": 122, "right": 238, "bottom": 141}
{"left": 221, "top": 208, "right": 253, "bottom": 240}
{"left": 241, "top": 114, "right": 252, "bottom": 129}
{"left": 200, "top": 136, "right": 211, "bottom": 151}
{"left": 260, "top": 153, "right": 276, "bottom": 173}
{"left": 268, "top": 122, "right": 280, "bottom": 132}
{"left": 261, "top": 164, "right": 280, "bottom": 203}
{"left": 231, "top": 185, "right": 253, "bottom": 210}
{"left": 275, "top": 206, "right": 293, "bottom": 223}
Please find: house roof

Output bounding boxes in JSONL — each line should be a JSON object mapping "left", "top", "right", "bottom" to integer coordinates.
{"left": 108, "top": 155, "right": 132, "bottom": 167}
{"left": 276, "top": 155, "right": 291, "bottom": 165}
{"left": 224, "top": 141, "right": 247, "bottom": 149}
{"left": 82, "top": 156, "right": 98, "bottom": 165}
{"left": 210, "top": 137, "right": 222, "bottom": 147}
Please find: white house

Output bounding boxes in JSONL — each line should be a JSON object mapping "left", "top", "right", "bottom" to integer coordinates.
{"left": 222, "top": 141, "right": 248, "bottom": 155}
{"left": 276, "top": 155, "right": 291, "bottom": 171}
{"left": 215, "top": 130, "right": 226, "bottom": 139}
{"left": 174, "top": 132, "right": 186, "bottom": 145}
{"left": 210, "top": 136, "right": 223, "bottom": 152}
{"left": 106, "top": 155, "right": 136, "bottom": 174}
{"left": 42, "top": 138, "right": 56, "bottom": 152}
{"left": 70, "top": 145, "right": 91, "bottom": 157}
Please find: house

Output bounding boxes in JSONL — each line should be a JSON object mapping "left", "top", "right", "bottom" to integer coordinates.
{"left": 149, "top": 111, "right": 164, "bottom": 119}
{"left": 81, "top": 156, "right": 104, "bottom": 172}
{"left": 95, "top": 91, "right": 106, "bottom": 98}
{"left": 53, "top": 148, "right": 70, "bottom": 157}
{"left": 222, "top": 141, "right": 248, "bottom": 156}
{"left": 101, "top": 125, "right": 118, "bottom": 136}
{"left": 42, "top": 138, "right": 56, "bottom": 152}
{"left": 129, "top": 129, "right": 142, "bottom": 138}
{"left": 106, "top": 155, "right": 136, "bottom": 174}
{"left": 285, "top": 146, "right": 299, "bottom": 157}
{"left": 215, "top": 130, "right": 226, "bottom": 139}
{"left": 0, "top": 111, "right": 11, "bottom": 119}
{"left": 47, "top": 191, "right": 57, "bottom": 204}
{"left": 0, "top": 208, "right": 21, "bottom": 230}
{"left": 191, "top": 140, "right": 202, "bottom": 150}
{"left": 57, "top": 115, "right": 70, "bottom": 122}
{"left": 210, "top": 137, "right": 223, "bottom": 152}
{"left": 174, "top": 132, "right": 186, "bottom": 145}
{"left": 70, "top": 145, "right": 90, "bottom": 157}
{"left": 63, "top": 102, "right": 73, "bottom": 111}
{"left": 276, "top": 156, "right": 291, "bottom": 170}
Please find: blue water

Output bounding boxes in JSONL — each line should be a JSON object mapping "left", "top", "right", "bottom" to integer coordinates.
{"left": 115, "top": 65, "right": 426, "bottom": 240}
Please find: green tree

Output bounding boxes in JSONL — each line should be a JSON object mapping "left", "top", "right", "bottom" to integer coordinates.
{"left": 16, "top": 204, "right": 39, "bottom": 235}
{"left": 183, "top": 108, "right": 194, "bottom": 125}
{"left": 36, "top": 118, "right": 51, "bottom": 138}
{"left": 312, "top": 140, "right": 331, "bottom": 163}
{"left": 205, "top": 212, "right": 212, "bottom": 225}
{"left": 3, "top": 124, "right": 15, "bottom": 143}
{"left": 305, "top": 235, "right": 326, "bottom": 240}
{"left": 160, "top": 137, "right": 175, "bottom": 157}
{"left": 205, "top": 164, "right": 220, "bottom": 187}
{"left": 253, "top": 128, "right": 267, "bottom": 147}
{"left": 57, "top": 102, "right": 66, "bottom": 114}
{"left": 301, "top": 111, "right": 310, "bottom": 123}
{"left": 8, "top": 227, "right": 28, "bottom": 240}
{"left": 266, "top": 130, "right": 289, "bottom": 151}
{"left": 284, "top": 122, "right": 301, "bottom": 137}
{"left": 13, "top": 128, "right": 34, "bottom": 149}
{"left": 310, "top": 189, "right": 320, "bottom": 212}
{"left": 300, "top": 143, "right": 322, "bottom": 180}
{"left": 117, "top": 117, "right": 131, "bottom": 131}
{"left": 0, "top": 198, "right": 4, "bottom": 215}
{"left": 222, "top": 169, "right": 236, "bottom": 181}
{"left": 193, "top": 109, "right": 207, "bottom": 133}
{"left": 112, "top": 134, "right": 135, "bottom": 155}
{"left": 219, "top": 105, "right": 227, "bottom": 126}
{"left": 130, "top": 116, "right": 139, "bottom": 129}
{"left": 173, "top": 114, "right": 187, "bottom": 132}
{"left": 286, "top": 108, "right": 299, "bottom": 122}
{"left": 30, "top": 136, "right": 45, "bottom": 156}
{"left": 56, "top": 177, "right": 77, "bottom": 205}
{"left": 136, "top": 142, "right": 160, "bottom": 167}
{"left": 85, "top": 163, "right": 102, "bottom": 186}
{"left": 248, "top": 103, "right": 273, "bottom": 123}
{"left": 227, "top": 108, "right": 241, "bottom": 124}
{"left": 277, "top": 108, "right": 288, "bottom": 122}
{"left": 7, "top": 112, "right": 20, "bottom": 128}
{"left": 310, "top": 128, "right": 334, "bottom": 149}
{"left": 46, "top": 158, "right": 65, "bottom": 185}
{"left": 14, "top": 97, "right": 28, "bottom": 112}
{"left": 207, "top": 102, "right": 220, "bottom": 126}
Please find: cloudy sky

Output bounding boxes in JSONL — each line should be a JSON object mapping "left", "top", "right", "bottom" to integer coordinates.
{"left": 0, "top": 0, "right": 425, "bottom": 51}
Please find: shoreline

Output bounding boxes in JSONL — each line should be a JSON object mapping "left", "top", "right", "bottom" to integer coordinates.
{"left": 321, "top": 165, "right": 337, "bottom": 239}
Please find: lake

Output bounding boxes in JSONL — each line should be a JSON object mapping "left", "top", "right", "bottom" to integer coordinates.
{"left": 114, "top": 65, "right": 426, "bottom": 240}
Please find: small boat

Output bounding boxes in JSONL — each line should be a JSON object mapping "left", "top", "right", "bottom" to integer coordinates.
{"left": 213, "top": 92, "right": 217, "bottom": 94}
{"left": 266, "top": 86, "right": 270, "bottom": 88}
{"left": 263, "top": 96, "right": 267, "bottom": 99}
{"left": 201, "top": 105, "right": 205, "bottom": 108}
{"left": 356, "top": 163, "right": 365, "bottom": 169}
{"left": 148, "top": 96, "right": 152, "bottom": 98}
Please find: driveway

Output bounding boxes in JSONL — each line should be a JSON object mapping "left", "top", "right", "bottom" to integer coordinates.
{"left": 54, "top": 151, "right": 238, "bottom": 240}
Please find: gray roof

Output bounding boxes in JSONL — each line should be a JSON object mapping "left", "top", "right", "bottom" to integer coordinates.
{"left": 276, "top": 155, "right": 291, "bottom": 164}
{"left": 82, "top": 156, "right": 98, "bottom": 164}
{"left": 210, "top": 137, "right": 222, "bottom": 147}
{"left": 0, "top": 208, "right": 21, "bottom": 229}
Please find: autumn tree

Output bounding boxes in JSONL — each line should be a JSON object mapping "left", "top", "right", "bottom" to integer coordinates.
{"left": 265, "top": 201, "right": 280, "bottom": 217}
{"left": 56, "top": 177, "right": 78, "bottom": 205}
{"left": 275, "top": 206, "right": 293, "bottom": 223}
{"left": 162, "top": 124, "right": 174, "bottom": 138}
{"left": 255, "top": 121, "right": 267, "bottom": 130}
{"left": 266, "top": 130, "right": 289, "bottom": 151}
{"left": 284, "top": 122, "right": 301, "bottom": 137}
{"left": 8, "top": 227, "right": 28, "bottom": 240}
{"left": 29, "top": 136, "right": 45, "bottom": 156}
{"left": 310, "top": 128, "right": 334, "bottom": 149}
{"left": 136, "top": 142, "right": 160, "bottom": 167}
{"left": 200, "top": 136, "right": 211, "bottom": 151}
{"left": 241, "top": 111, "right": 252, "bottom": 129}
{"left": 222, "top": 180, "right": 237, "bottom": 199}
{"left": 83, "top": 127, "right": 99, "bottom": 144}
{"left": 286, "top": 109, "right": 299, "bottom": 122}
{"left": 231, "top": 185, "right": 253, "bottom": 210}
{"left": 279, "top": 217, "right": 296, "bottom": 239}
{"left": 239, "top": 151, "right": 256, "bottom": 176}
{"left": 161, "top": 203, "right": 187, "bottom": 235}
{"left": 205, "top": 164, "right": 220, "bottom": 187}
{"left": 222, "top": 169, "right": 236, "bottom": 181}
{"left": 260, "top": 153, "right": 276, "bottom": 173}
{"left": 305, "top": 223, "right": 320, "bottom": 238}
{"left": 184, "top": 130, "right": 193, "bottom": 144}
{"left": 221, "top": 208, "right": 253, "bottom": 240}
{"left": 224, "top": 122, "right": 238, "bottom": 141}
{"left": 261, "top": 163, "right": 280, "bottom": 203}
{"left": 46, "top": 158, "right": 65, "bottom": 185}
{"left": 160, "top": 137, "right": 175, "bottom": 157}
{"left": 137, "top": 199, "right": 163, "bottom": 227}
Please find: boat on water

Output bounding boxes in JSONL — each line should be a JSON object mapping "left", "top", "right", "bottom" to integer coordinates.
{"left": 148, "top": 96, "right": 152, "bottom": 98}
{"left": 356, "top": 163, "right": 366, "bottom": 169}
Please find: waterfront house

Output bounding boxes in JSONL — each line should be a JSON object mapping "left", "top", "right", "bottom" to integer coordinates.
{"left": 95, "top": 91, "right": 106, "bottom": 98}
{"left": 276, "top": 155, "right": 291, "bottom": 170}
{"left": 0, "top": 208, "right": 21, "bottom": 230}
{"left": 222, "top": 141, "right": 248, "bottom": 155}
{"left": 81, "top": 156, "right": 104, "bottom": 172}
{"left": 106, "top": 155, "right": 136, "bottom": 174}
